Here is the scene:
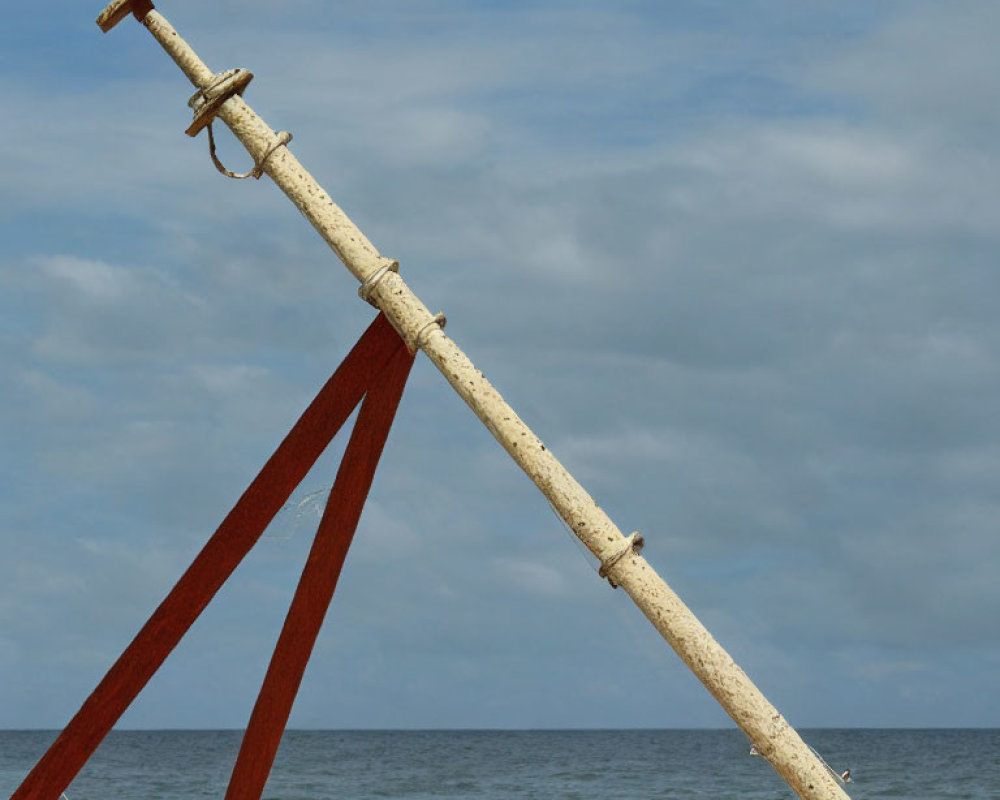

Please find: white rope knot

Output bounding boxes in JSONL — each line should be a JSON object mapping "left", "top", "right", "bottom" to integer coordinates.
{"left": 357, "top": 260, "right": 400, "bottom": 305}
{"left": 410, "top": 312, "right": 447, "bottom": 353}
{"left": 598, "top": 531, "right": 644, "bottom": 588}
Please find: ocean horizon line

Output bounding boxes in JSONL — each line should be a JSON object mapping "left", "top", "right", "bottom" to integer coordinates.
{"left": 4, "top": 725, "right": 996, "bottom": 733}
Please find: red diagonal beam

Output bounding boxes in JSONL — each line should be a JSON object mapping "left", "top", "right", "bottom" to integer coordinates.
{"left": 13, "top": 313, "right": 403, "bottom": 800}
{"left": 225, "top": 343, "right": 414, "bottom": 800}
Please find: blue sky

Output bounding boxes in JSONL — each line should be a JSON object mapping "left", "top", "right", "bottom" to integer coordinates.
{"left": 2, "top": 1, "right": 999, "bottom": 731}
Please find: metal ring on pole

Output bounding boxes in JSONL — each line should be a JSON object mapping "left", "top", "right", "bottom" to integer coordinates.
{"left": 598, "top": 531, "right": 644, "bottom": 588}
{"left": 410, "top": 312, "right": 447, "bottom": 353}
{"left": 357, "top": 260, "right": 400, "bottom": 305}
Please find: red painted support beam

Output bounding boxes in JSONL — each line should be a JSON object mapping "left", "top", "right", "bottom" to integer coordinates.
{"left": 225, "top": 343, "right": 414, "bottom": 800}
{"left": 13, "top": 314, "right": 403, "bottom": 800}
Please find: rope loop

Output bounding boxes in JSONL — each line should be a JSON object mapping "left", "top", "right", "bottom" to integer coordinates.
{"left": 598, "top": 531, "right": 644, "bottom": 588}
{"left": 207, "top": 124, "right": 292, "bottom": 180}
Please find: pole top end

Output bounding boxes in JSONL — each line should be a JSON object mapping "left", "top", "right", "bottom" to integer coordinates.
{"left": 96, "top": 0, "right": 154, "bottom": 33}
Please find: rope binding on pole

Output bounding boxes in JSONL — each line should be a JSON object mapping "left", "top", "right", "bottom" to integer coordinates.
{"left": 410, "top": 312, "right": 447, "bottom": 354}
{"left": 358, "top": 261, "right": 446, "bottom": 355}
{"left": 186, "top": 68, "right": 293, "bottom": 180}
{"left": 358, "top": 260, "right": 400, "bottom": 305}
{"left": 186, "top": 68, "right": 254, "bottom": 136}
{"left": 599, "top": 531, "right": 645, "bottom": 588}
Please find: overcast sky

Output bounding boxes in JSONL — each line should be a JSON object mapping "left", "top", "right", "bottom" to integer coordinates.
{"left": 2, "top": 1, "right": 999, "bottom": 733}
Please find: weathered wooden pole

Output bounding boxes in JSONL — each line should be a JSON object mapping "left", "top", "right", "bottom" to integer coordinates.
{"left": 94, "top": 3, "right": 851, "bottom": 798}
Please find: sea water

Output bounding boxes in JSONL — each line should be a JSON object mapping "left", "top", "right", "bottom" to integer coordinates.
{"left": 2, "top": 728, "right": 997, "bottom": 799}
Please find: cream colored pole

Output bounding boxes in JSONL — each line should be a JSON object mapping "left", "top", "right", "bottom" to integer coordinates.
{"left": 96, "top": 3, "right": 850, "bottom": 798}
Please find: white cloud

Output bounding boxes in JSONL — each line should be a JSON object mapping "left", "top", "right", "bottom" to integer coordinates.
{"left": 16, "top": 368, "right": 99, "bottom": 420}
{"left": 852, "top": 660, "right": 928, "bottom": 680}
{"left": 23, "top": 254, "right": 209, "bottom": 364}
{"left": 759, "top": 128, "right": 913, "bottom": 186}
{"left": 492, "top": 556, "right": 573, "bottom": 598}
{"left": 188, "top": 363, "right": 271, "bottom": 396}
{"left": 353, "top": 501, "right": 423, "bottom": 559}
{"left": 810, "top": 1, "right": 1000, "bottom": 128}
{"left": 35, "top": 255, "right": 134, "bottom": 301}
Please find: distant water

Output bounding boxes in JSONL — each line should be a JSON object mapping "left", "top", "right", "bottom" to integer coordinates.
{"left": 2, "top": 729, "right": 998, "bottom": 799}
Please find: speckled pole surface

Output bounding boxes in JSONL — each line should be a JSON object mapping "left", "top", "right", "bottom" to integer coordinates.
{"left": 102, "top": 8, "right": 851, "bottom": 800}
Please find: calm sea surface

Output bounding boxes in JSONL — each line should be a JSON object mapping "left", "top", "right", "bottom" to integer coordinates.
{"left": 2, "top": 729, "right": 997, "bottom": 799}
